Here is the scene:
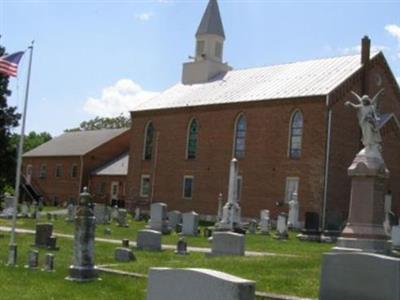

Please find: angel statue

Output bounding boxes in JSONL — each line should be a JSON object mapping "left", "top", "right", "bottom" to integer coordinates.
{"left": 345, "top": 89, "right": 384, "bottom": 150}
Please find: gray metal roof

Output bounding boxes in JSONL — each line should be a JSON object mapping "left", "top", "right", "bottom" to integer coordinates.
{"left": 23, "top": 128, "right": 129, "bottom": 157}
{"left": 196, "top": 0, "right": 225, "bottom": 38}
{"left": 91, "top": 152, "right": 129, "bottom": 176}
{"left": 133, "top": 53, "right": 380, "bottom": 113}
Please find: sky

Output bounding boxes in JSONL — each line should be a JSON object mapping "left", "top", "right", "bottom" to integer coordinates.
{"left": 1, "top": 0, "right": 400, "bottom": 136}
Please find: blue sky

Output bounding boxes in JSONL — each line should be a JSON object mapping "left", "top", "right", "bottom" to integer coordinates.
{"left": 1, "top": 0, "right": 400, "bottom": 136}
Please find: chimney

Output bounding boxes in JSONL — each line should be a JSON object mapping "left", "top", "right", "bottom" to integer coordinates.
{"left": 361, "top": 36, "right": 370, "bottom": 65}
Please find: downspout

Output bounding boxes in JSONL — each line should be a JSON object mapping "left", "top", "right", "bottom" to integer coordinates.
{"left": 78, "top": 155, "right": 84, "bottom": 196}
{"left": 150, "top": 131, "right": 160, "bottom": 206}
{"left": 322, "top": 94, "right": 332, "bottom": 231}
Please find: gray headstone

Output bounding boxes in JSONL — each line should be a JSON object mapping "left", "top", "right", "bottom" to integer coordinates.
{"left": 0, "top": 195, "right": 16, "bottom": 218}
{"left": 66, "top": 203, "right": 76, "bottom": 222}
{"left": 34, "top": 223, "right": 53, "bottom": 248}
{"left": 150, "top": 202, "right": 169, "bottom": 233}
{"left": 134, "top": 207, "right": 141, "bottom": 221}
{"left": 111, "top": 205, "right": 119, "bottom": 221}
{"left": 211, "top": 232, "right": 245, "bottom": 256}
{"left": 168, "top": 210, "right": 182, "bottom": 231}
{"left": 147, "top": 268, "right": 255, "bottom": 300}
{"left": 259, "top": 210, "right": 271, "bottom": 235}
{"left": 248, "top": 219, "right": 257, "bottom": 234}
{"left": 137, "top": 229, "right": 162, "bottom": 251}
{"left": 43, "top": 253, "right": 55, "bottom": 272}
{"left": 182, "top": 211, "right": 199, "bottom": 236}
{"left": 20, "top": 202, "right": 29, "bottom": 217}
{"left": 392, "top": 225, "right": 400, "bottom": 250}
{"left": 93, "top": 203, "right": 109, "bottom": 225}
{"left": 116, "top": 209, "right": 129, "bottom": 227}
{"left": 26, "top": 249, "right": 39, "bottom": 269}
{"left": 122, "top": 238, "right": 130, "bottom": 248}
{"left": 276, "top": 213, "right": 288, "bottom": 239}
{"left": 175, "top": 238, "right": 188, "bottom": 255}
{"left": 115, "top": 247, "right": 136, "bottom": 262}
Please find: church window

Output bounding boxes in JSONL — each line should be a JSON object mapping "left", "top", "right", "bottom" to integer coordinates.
{"left": 289, "top": 110, "right": 303, "bottom": 158}
{"left": 183, "top": 176, "right": 194, "bottom": 199}
{"left": 143, "top": 121, "right": 155, "bottom": 160}
{"left": 284, "top": 177, "right": 299, "bottom": 203}
{"left": 196, "top": 40, "right": 205, "bottom": 57}
{"left": 215, "top": 42, "right": 223, "bottom": 59}
{"left": 186, "top": 118, "right": 199, "bottom": 159}
{"left": 233, "top": 114, "right": 246, "bottom": 159}
{"left": 140, "top": 175, "right": 151, "bottom": 198}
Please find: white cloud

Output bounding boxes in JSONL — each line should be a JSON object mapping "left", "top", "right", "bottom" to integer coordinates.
{"left": 135, "top": 12, "right": 154, "bottom": 22}
{"left": 83, "top": 79, "right": 159, "bottom": 117}
{"left": 385, "top": 24, "right": 400, "bottom": 43}
{"left": 339, "top": 44, "right": 389, "bottom": 55}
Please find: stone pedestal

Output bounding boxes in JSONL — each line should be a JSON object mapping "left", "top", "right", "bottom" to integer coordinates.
{"left": 67, "top": 188, "right": 99, "bottom": 282}
{"left": 335, "top": 148, "right": 390, "bottom": 253}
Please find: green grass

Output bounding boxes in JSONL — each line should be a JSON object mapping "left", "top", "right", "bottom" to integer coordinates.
{"left": 0, "top": 209, "right": 333, "bottom": 299}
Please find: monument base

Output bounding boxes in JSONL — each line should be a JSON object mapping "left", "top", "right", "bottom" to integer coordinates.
{"left": 335, "top": 236, "right": 390, "bottom": 254}
{"left": 67, "top": 265, "right": 99, "bottom": 282}
{"left": 319, "top": 252, "right": 400, "bottom": 300}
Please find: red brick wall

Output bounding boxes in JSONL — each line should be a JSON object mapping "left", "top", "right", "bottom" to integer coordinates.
{"left": 126, "top": 97, "right": 328, "bottom": 219}
{"left": 89, "top": 175, "right": 127, "bottom": 205}
{"left": 22, "top": 156, "right": 81, "bottom": 204}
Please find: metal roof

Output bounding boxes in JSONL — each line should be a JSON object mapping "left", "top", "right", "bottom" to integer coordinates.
{"left": 91, "top": 152, "right": 129, "bottom": 176}
{"left": 196, "top": 0, "right": 225, "bottom": 38}
{"left": 133, "top": 53, "right": 380, "bottom": 113}
{"left": 23, "top": 128, "right": 129, "bottom": 157}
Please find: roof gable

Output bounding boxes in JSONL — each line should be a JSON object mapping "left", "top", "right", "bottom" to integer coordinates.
{"left": 91, "top": 152, "right": 129, "bottom": 176}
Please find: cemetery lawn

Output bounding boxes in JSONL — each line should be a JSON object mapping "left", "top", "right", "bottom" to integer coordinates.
{"left": 0, "top": 212, "right": 333, "bottom": 298}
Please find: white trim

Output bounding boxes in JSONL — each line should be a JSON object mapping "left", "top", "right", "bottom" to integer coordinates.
{"left": 142, "top": 120, "right": 153, "bottom": 160}
{"left": 284, "top": 177, "right": 300, "bottom": 203}
{"left": 287, "top": 109, "right": 303, "bottom": 158}
{"left": 182, "top": 175, "right": 194, "bottom": 199}
{"left": 140, "top": 174, "right": 151, "bottom": 198}
{"left": 185, "top": 117, "right": 198, "bottom": 160}
{"left": 232, "top": 112, "right": 246, "bottom": 159}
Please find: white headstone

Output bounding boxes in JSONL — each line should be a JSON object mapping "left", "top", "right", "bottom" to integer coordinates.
{"left": 392, "top": 225, "right": 400, "bottom": 249}
{"left": 288, "top": 192, "right": 300, "bottom": 229}
{"left": 182, "top": 211, "right": 199, "bottom": 236}
{"left": 0, "top": 194, "right": 16, "bottom": 218}
{"left": 259, "top": 210, "right": 270, "bottom": 235}
{"left": 276, "top": 213, "right": 288, "bottom": 238}
{"left": 147, "top": 268, "right": 255, "bottom": 300}
{"left": 150, "top": 202, "right": 169, "bottom": 233}
{"left": 134, "top": 207, "right": 141, "bottom": 221}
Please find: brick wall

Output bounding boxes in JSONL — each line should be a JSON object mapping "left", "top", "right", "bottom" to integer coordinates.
{"left": 126, "top": 97, "right": 328, "bottom": 220}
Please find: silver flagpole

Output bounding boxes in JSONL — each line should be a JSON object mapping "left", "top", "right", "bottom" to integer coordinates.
{"left": 8, "top": 41, "right": 34, "bottom": 266}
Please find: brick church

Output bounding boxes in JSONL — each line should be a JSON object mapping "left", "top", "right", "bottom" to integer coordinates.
{"left": 125, "top": 0, "right": 400, "bottom": 228}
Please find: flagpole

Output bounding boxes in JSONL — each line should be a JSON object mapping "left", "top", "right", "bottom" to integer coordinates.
{"left": 8, "top": 41, "right": 34, "bottom": 266}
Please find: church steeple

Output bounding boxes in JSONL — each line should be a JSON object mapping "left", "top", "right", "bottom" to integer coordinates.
{"left": 181, "top": 0, "right": 232, "bottom": 85}
{"left": 196, "top": 0, "right": 225, "bottom": 39}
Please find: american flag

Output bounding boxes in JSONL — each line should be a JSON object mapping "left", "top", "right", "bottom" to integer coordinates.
{"left": 0, "top": 51, "right": 25, "bottom": 77}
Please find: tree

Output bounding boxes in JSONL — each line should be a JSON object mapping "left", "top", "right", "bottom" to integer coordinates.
{"left": 0, "top": 43, "right": 21, "bottom": 193}
{"left": 10, "top": 131, "right": 52, "bottom": 153}
{"left": 65, "top": 114, "right": 131, "bottom": 132}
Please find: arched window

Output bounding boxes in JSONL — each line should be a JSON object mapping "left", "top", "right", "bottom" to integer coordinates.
{"left": 233, "top": 114, "right": 246, "bottom": 159}
{"left": 143, "top": 121, "right": 154, "bottom": 160}
{"left": 187, "top": 118, "right": 198, "bottom": 159}
{"left": 289, "top": 110, "right": 303, "bottom": 158}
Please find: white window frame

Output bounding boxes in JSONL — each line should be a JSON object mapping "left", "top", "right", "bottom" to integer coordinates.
{"left": 284, "top": 177, "right": 300, "bottom": 203}
{"left": 140, "top": 175, "right": 151, "bottom": 198}
{"left": 182, "top": 175, "right": 194, "bottom": 199}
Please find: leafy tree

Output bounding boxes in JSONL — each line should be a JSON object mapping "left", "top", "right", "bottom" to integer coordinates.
{"left": 0, "top": 44, "right": 21, "bottom": 193}
{"left": 10, "top": 131, "right": 52, "bottom": 153}
{"left": 65, "top": 114, "right": 131, "bottom": 132}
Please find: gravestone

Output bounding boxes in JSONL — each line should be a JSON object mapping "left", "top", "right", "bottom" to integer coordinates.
{"left": 287, "top": 191, "right": 300, "bottom": 229}
{"left": 175, "top": 238, "right": 188, "bottom": 255}
{"left": 383, "top": 193, "right": 393, "bottom": 236}
{"left": 321, "top": 211, "right": 343, "bottom": 243}
{"left": 67, "top": 188, "right": 99, "bottom": 282}
{"left": 167, "top": 210, "right": 182, "bottom": 231}
{"left": 93, "top": 203, "right": 109, "bottom": 225}
{"left": 25, "top": 249, "right": 39, "bottom": 269}
{"left": 150, "top": 202, "right": 170, "bottom": 234}
{"left": 217, "top": 192, "right": 223, "bottom": 221}
{"left": 116, "top": 209, "right": 129, "bottom": 227}
{"left": 43, "top": 253, "right": 55, "bottom": 272}
{"left": 20, "top": 202, "right": 29, "bottom": 218}
{"left": 115, "top": 247, "right": 136, "bottom": 262}
{"left": 147, "top": 268, "right": 255, "bottom": 300}
{"left": 134, "top": 207, "right": 141, "bottom": 221}
{"left": 137, "top": 229, "right": 162, "bottom": 251}
{"left": 259, "top": 210, "right": 271, "bottom": 235}
{"left": 122, "top": 238, "right": 130, "bottom": 248}
{"left": 66, "top": 203, "right": 75, "bottom": 222}
{"left": 203, "top": 227, "right": 213, "bottom": 238}
{"left": 275, "top": 213, "right": 288, "bottom": 240}
{"left": 34, "top": 223, "right": 58, "bottom": 249}
{"left": 0, "top": 194, "right": 16, "bottom": 218}
{"left": 210, "top": 232, "right": 245, "bottom": 256}
{"left": 182, "top": 211, "right": 199, "bottom": 236}
{"left": 297, "top": 212, "right": 321, "bottom": 242}
{"left": 248, "top": 219, "right": 257, "bottom": 234}
{"left": 31, "top": 201, "right": 39, "bottom": 219}
{"left": 111, "top": 205, "right": 119, "bottom": 221}
{"left": 215, "top": 159, "right": 242, "bottom": 231}
{"left": 392, "top": 225, "right": 400, "bottom": 250}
